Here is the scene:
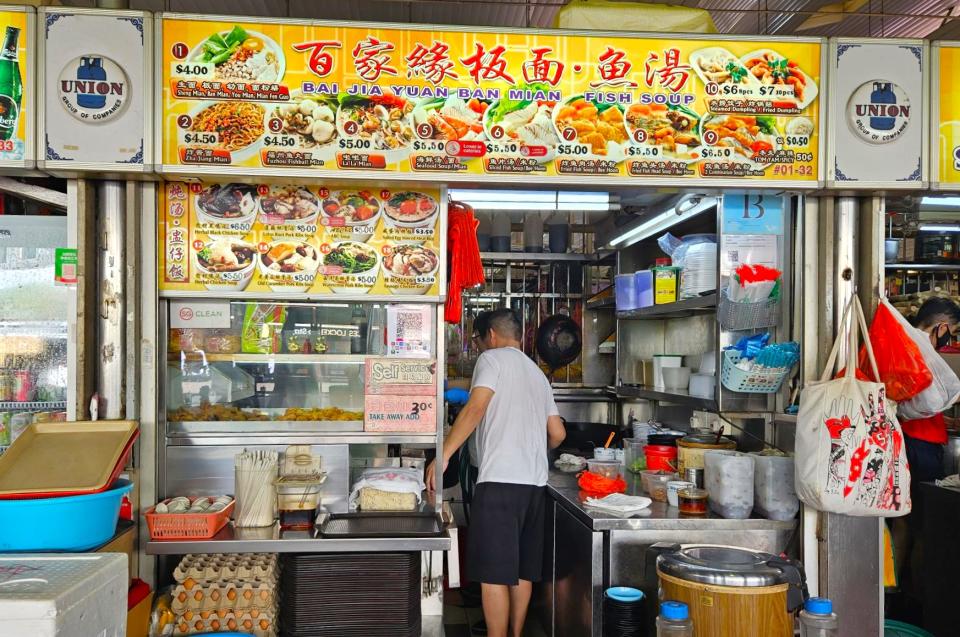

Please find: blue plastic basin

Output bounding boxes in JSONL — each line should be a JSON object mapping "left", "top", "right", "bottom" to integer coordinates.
{"left": 0, "top": 479, "right": 133, "bottom": 551}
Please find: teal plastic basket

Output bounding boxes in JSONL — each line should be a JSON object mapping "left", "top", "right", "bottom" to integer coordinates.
{"left": 720, "top": 350, "right": 793, "bottom": 393}
{"left": 884, "top": 620, "right": 934, "bottom": 637}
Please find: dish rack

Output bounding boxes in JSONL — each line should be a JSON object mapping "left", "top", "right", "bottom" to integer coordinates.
{"left": 720, "top": 350, "right": 793, "bottom": 394}
{"left": 717, "top": 288, "right": 780, "bottom": 331}
{"left": 145, "top": 497, "right": 234, "bottom": 540}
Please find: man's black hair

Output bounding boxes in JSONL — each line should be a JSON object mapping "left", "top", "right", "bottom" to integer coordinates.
{"left": 913, "top": 297, "right": 960, "bottom": 330}
{"left": 471, "top": 310, "right": 493, "bottom": 340}
{"left": 487, "top": 308, "right": 523, "bottom": 342}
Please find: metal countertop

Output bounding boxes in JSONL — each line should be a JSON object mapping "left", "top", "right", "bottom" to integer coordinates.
{"left": 546, "top": 467, "right": 798, "bottom": 533}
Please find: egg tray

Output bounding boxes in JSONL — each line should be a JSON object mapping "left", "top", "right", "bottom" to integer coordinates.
{"left": 172, "top": 581, "right": 277, "bottom": 613}
{"left": 174, "top": 553, "right": 278, "bottom": 583}
{"left": 172, "top": 608, "right": 276, "bottom": 637}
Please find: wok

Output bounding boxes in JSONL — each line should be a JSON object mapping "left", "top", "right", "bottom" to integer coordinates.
{"left": 536, "top": 313, "right": 582, "bottom": 370}
{"left": 555, "top": 420, "right": 627, "bottom": 456}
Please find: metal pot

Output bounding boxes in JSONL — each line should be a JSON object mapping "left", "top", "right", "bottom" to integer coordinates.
{"left": 651, "top": 544, "right": 807, "bottom": 637}
{"left": 535, "top": 313, "right": 582, "bottom": 370}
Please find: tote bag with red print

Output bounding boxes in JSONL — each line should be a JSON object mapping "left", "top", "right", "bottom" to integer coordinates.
{"left": 795, "top": 295, "right": 911, "bottom": 517}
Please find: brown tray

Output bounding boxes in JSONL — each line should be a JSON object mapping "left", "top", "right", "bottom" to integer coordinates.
{"left": 0, "top": 420, "right": 139, "bottom": 498}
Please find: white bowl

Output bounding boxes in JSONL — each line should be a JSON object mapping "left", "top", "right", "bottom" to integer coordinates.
{"left": 194, "top": 182, "right": 259, "bottom": 232}
{"left": 192, "top": 239, "right": 257, "bottom": 291}
{"left": 381, "top": 191, "right": 439, "bottom": 231}
{"left": 257, "top": 185, "right": 320, "bottom": 226}
{"left": 187, "top": 29, "right": 286, "bottom": 83}
{"left": 320, "top": 190, "right": 383, "bottom": 243}
{"left": 185, "top": 100, "right": 268, "bottom": 164}
{"left": 320, "top": 241, "right": 380, "bottom": 294}
{"left": 257, "top": 240, "right": 321, "bottom": 291}
{"left": 382, "top": 244, "right": 440, "bottom": 296}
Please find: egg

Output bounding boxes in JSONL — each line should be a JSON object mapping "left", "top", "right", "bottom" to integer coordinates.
{"left": 193, "top": 590, "right": 203, "bottom": 601}
{"left": 183, "top": 578, "right": 196, "bottom": 590}
{"left": 260, "top": 619, "right": 270, "bottom": 630}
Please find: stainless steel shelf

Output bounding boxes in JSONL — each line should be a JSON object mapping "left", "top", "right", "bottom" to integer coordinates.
{"left": 145, "top": 522, "right": 451, "bottom": 554}
{"left": 616, "top": 293, "right": 717, "bottom": 319}
{"left": 166, "top": 428, "right": 438, "bottom": 446}
{"left": 614, "top": 384, "right": 717, "bottom": 410}
{"left": 0, "top": 401, "right": 67, "bottom": 410}
{"left": 168, "top": 353, "right": 368, "bottom": 364}
{"left": 885, "top": 263, "right": 960, "bottom": 271}
{"left": 481, "top": 251, "right": 597, "bottom": 263}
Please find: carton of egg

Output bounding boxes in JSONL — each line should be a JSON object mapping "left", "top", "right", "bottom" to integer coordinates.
{"left": 174, "top": 553, "right": 278, "bottom": 584}
{"left": 173, "top": 608, "right": 276, "bottom": 637}
{"left": 154, "top": 495, "right": 232, "bottom": 515}
{"left": 172, "top": 581, "right": 276, "bottom": 613}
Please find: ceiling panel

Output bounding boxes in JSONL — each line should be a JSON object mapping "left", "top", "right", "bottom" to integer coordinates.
{"left": 53, "top": 0, "right": 960, "bottom": 39}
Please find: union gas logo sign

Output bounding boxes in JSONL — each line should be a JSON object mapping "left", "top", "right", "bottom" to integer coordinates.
{"left": 847, "top": 80, "right": 911, "bottom": 144}
{"left": 57, "top": 55, "right": 129, "bottom": 123}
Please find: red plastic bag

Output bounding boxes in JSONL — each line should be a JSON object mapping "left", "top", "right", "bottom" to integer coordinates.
{"left": 857, "top": 301, "right": 932, "bottom": 401}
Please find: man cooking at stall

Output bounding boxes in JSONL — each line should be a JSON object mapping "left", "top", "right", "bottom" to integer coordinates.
{"left": 427, "top": 308, "right": 566, "bottom": 637}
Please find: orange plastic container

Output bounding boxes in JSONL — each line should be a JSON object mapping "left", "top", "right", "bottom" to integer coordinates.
{"left": 644, "top": 444, "right": 678, "bottom": 472}
{"left": 144, "top": 498, "right": 234, "bottom": 540}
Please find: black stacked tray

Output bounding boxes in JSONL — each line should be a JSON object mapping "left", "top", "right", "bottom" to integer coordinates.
{"left": 603, "top": 594, "right": 646, "bottom": 637}
{"left": 280, "top": 552, "right": 421, "bottom": 637}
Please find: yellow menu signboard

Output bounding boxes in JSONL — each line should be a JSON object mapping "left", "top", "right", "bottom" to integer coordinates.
{"left": 937, "top": 43, "right": 960, "bottom": 188}
{"left": 158, "top": 181, "right": 443, "bottom": 298}
{"left": 159, "top": 16, "right": 822, "bottom": 185}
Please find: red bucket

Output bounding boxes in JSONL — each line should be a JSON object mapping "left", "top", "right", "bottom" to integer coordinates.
{"left": 644, "top": 444, "right": 678, "bottom": 472}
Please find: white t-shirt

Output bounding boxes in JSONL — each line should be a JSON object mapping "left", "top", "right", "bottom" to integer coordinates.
{"left": 470, "top": 346, "right": 560, "bottom": 486}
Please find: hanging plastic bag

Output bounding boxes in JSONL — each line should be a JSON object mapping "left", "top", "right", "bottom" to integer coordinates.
{"left": 885, "top": 299, "right": 960, "bottom": 418}
{"left": 795, "top": 295, "right": 911, "bottom": 517}
{"left": 857, "top": 298, "right": 932, "bottom": 401}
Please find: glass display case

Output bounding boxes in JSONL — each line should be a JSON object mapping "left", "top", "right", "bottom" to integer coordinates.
{"left": 164, "top": 300, "right": 436, "bottom": 434}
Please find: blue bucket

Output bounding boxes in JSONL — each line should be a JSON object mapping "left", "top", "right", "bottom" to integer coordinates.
{"left": 0, "top": 479, "right": 133, "bottom": 551}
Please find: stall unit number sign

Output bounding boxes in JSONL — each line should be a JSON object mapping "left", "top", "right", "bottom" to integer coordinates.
{"left": 160, "top": 17, "right": 821, "bottom": 184}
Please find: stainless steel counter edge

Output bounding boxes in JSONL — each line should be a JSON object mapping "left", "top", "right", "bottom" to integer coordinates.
{"left": 546, "top": 469, "right": 798, "bottom": 532}
{"left": 146, "top": 524, "right": 451, "bottom": 554}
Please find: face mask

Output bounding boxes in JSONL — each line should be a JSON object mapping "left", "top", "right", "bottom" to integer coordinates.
{"left": 936, "top": 324, "right": 952, "bottom": 349}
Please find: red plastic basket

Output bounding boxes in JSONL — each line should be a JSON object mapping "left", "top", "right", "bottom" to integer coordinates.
{"left": 144, "top": 497, "right": 234, "bottom": 540}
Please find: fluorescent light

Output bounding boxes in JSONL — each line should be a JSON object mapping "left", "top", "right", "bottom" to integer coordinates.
{"left": 921, "top": 196, "right": 960, "bottom": 208}
{"left": 919, "top": 224, "right": 960, "bottom": 232}
{"left": 609, "top": 197, "right": 717, "bottom": 248}
{"left": 449, "top": 189, "right": 611, "bottom": 210}
{"left": 557, "top": 192, "right": 610, "bottom": 204}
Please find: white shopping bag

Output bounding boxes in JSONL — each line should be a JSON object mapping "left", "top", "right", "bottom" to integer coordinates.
{"left": 884, "top": 297, "right": 960, "bottom": 419}
{"left": 795, "top": 295, "right": 911, "bottom": 517}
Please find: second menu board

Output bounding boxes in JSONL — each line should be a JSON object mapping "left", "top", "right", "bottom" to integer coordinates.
{"left": 158, "top": 16, "right": 822, "bottom": 185}
{"left": 159, "top": 180, "right": 444, "bottom": 298}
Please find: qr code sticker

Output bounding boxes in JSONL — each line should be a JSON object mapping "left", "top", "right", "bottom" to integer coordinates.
{"left": 726, "top": 250, "right": 739, "bottom": 263}
{"left": 396, "top": 310, "right": 424, "bottom": 342}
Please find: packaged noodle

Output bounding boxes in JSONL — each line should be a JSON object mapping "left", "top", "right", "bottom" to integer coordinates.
{"left": 241, "top": 305, "right": 287, "bottom": 354}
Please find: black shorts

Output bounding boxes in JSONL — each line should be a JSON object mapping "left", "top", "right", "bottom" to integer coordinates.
{"left": 467, "top": 482, "right": 546, "bottom": 586}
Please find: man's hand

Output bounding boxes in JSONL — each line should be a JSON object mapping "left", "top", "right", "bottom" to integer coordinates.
{"left": 426, "top": 457, "right": 449, "bottom": 492}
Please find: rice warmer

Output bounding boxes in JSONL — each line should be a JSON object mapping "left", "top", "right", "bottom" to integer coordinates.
{"left": 653, "top": 544, "right": 806, "bottom": 637}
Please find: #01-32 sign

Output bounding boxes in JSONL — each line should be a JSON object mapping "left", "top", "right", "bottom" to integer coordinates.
{"left": 158, "top": 15, "right": 823, "bottom": 186}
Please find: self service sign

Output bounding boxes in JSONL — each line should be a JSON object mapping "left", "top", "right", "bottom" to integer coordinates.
{"left": 38, "top": 8, "right": 152, "bottom": 174}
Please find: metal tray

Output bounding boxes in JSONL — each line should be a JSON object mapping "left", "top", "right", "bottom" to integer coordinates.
{"left": 318, "top": 512, "right": 442, "bottom": 538}
{"left": 0, "top": 420, "right": 139, "bottom": 498}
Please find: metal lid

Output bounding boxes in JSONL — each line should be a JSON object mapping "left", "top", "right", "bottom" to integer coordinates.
{"left": 657, "top": 545, "right": 788, "bottom": 587}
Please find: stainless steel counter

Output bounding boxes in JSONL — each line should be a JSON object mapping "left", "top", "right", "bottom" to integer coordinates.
{"left": 542, "top": 468, "right": 799, "bottom": 637}
{"left": 546, "top": 468, "right": 796, "bottom": 533}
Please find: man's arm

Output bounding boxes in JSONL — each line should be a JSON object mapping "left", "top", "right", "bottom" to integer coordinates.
{"left": 547, "top": 414, "right": 566, "bottom": 450}
{"left": 426, "top": 386, "right": 494, "bottom": 491}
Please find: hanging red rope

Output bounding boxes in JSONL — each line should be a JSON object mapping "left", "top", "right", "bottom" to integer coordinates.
{"left": 444, "top": 200, "right": 485, "bottom": 323}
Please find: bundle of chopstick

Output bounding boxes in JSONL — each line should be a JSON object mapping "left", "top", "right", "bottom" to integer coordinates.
{"left": 235, "top": 449, "right": 278, "bottom": 528}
